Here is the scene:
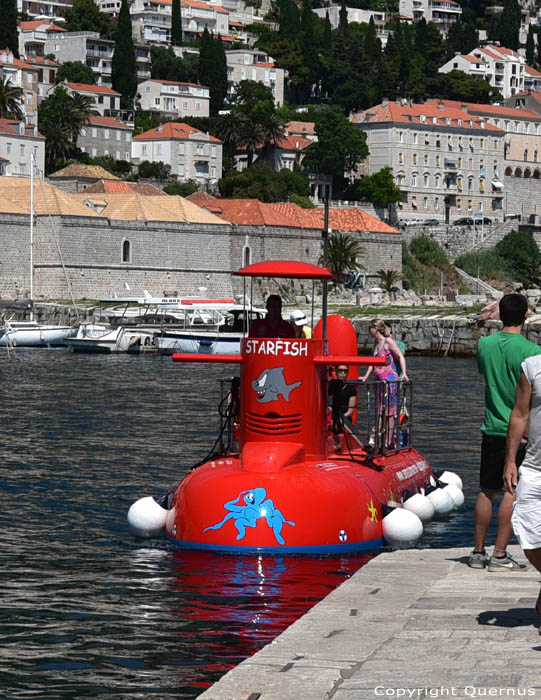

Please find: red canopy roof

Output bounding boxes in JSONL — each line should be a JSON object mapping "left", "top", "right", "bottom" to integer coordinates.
{"left": 235, "top": 260, "right": 335, "bottom": 280}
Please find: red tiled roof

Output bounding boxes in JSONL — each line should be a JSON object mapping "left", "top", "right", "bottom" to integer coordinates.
{"left": 87, "top": 115, "right": 132, "bottom": 129}
{"left": 286, "top": 121, "right": 316, "bottom": 136}
{"left": 190, "top": 196, "right": 398, "bottom": 233}
{"left": 84, "top": 180, "right": 167, "bottom": 195}
{"left": 526, "top": 65, "right": 541, "bottom": 78}
{"left": 274, "top": 134, "right": 312, "bottom": 151}
{"left": 0, "top": 50, "right": 39, "bottom": 72}
{"left": 354, "top": 100, "right": 503, "bottom": 132}
{"left": 148, "top": 0, "right": 229, "bottom": 12}
{"left": 147, "top": 79, "right": 208, "bottom": 89}
{"left": 19, "top": 20, "right": 66, "bottom": 31}
{"left": 514, "top": 89, "right": 541, "bottom": 102}
{"left": 427, "top": 98, "right": 541, "bottom": 121}
{"left": 65, "top": 82, "right": 121, "bottom": 95}
{"left": 133, "top": 122, "right": 221, "bottom": 143}
{"left": 23, "top": 55, "right": 59, "bottom": 67}
{"left": 459, "top": 55, "right": 487, "bottom": 64}
{"left": 0, "top": 118, "right": 43, "bottom": 138}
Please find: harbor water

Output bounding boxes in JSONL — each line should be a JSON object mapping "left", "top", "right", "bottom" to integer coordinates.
{"left": 1, "top": 353, "right": 486, "bottom": 698}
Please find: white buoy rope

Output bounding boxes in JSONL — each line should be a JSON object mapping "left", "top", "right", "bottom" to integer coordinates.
{"left": 382, "top": 504, "right": 424, "bottom": 549}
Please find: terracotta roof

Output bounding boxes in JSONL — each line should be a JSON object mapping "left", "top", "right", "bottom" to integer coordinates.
{"left": 71, "top": 192, "right": 229, "bottom": 223}
{"left": 147, "top": 0, "right": 229, "bottom": 11}
{"left": 0, "top": 176, "right": 102, "bottom": 216}
{"left": 459, "top": 55, "right": 487, "bottom": 64}
{"left": 84, "top": 180, "right": 167, "bottom": 196}
{"left": 20, "top": 20, "right": 66, "bottom": 31}
{"left": 22, "top": 55, "right": 59, "bottom": 67}
{"left": 133, "top": 122, "right": 221, "bottom": 143}
{"left": 526, "top": 65, "right": 541, "bottom": 78}
{"left": 286, "top": 121, "right": 316, "bottom": 136}
{"left": 274, "top": 134, "right": 313, "bottom": 151}
{"left": 49, "top": 164, "right": 120, "bottom": 180}
{"left": 428, "top": 98, "right": 541, "bottom": 121}
{"left": 65, "top": 82, "right": 121, "bottom": 96}
{"left": 354, "top": 101, "right": 503, "bottom": 132}
{"left": 514, "top": 89, "right": 541, "bottom": 102}
{"left": 191, "top": 196, "right": 398, "bottom": 233}
{"left": 0, "top": 118, "right": 43, "bottom": 138}
{"left": 87, "top": 115, "right": 132, "bottom": 129}
{"left": 0, "top": 193, "right": 28, "bottom": 214}
{"left": 0, "top": 50, "right": 39, "bottom": 72}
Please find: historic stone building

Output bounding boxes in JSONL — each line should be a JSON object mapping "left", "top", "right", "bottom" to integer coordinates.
{"left": 0, "top": 178, "right": 401, "bottom": 301}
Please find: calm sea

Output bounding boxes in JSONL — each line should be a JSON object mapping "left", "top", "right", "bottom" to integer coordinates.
{"left": 1, "top": 352, "right": 485, "bottom": 699}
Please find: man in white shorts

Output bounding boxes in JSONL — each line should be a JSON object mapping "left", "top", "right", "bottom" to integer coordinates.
{"left": 504, "top": 354, "right": 541, "bottom": 634}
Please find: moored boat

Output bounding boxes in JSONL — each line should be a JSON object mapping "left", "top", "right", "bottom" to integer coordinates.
{"left": 0, "top": 319, "right": 76, "bottom": 348}
{"left": 128, "top": 261, "right": 462, "bottom": 553}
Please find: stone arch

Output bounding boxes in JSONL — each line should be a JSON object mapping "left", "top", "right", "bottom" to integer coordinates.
{"left": 505, "top": 166, "right": 512, "bottom": 176}
{"left": 514, "top": 167, "right": 523, "bottom": 177}
{"left": 524, "top": 168, "right": 532, "bottom": 178}
{"left": 534, "top": 170, "right": 541, "bottom": 179}
{"left": 122, "top": 239, "right": 131, "bottom": 263}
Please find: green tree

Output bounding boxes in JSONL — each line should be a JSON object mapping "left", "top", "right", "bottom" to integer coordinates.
{"left": 0, "top": 76, "right": 23, "bottom": 120}
{"left": 56, "top": 61, "right": 96, "bottom": 85}
{"left": 490, "top": 0, "right": 521, "bottom": 51}
{"left": 377, "top": 269, "right": 401, "bottom": 292}
{"left": 219, "top": 161, "right": 309, "bottom": 201}
{"left": 278, "top": 0, "right": 300, "bottom": 40}
{"left": 171, "top": 0, "right": 183, "bottom": 46}
{"left": 63, "top": 0, "right": 113, "bottom": 37}
{"left": 354, "top": 167, "right": 401, "bottom": 219}
{"left": 163, "top": 180, "right": 198, "bottom": 196}
{"left": 111, "top": 0, "right": 137, "bottom": 109}
{"left": 0, "top": 0, "right": 18, "bottom": 58}
{"left": 198, "top": 28, "right": 227, "bottom": 115}
{"left": 302, "top": 107, "right": 368, "bottom": 187}
{"left": 323, "top": 232, "right": 365, "bottom": 286}
{"left": 495, "top": 230, "right": 541, "bottom": 287}
{"left": 38, "top": 86, "right": 93, "bottom": 172}
{"left": 435, "top": 70, "right": 503, "bottom": 103}
{"left": 526, "top": 25, "right": 535, "bottom": 68}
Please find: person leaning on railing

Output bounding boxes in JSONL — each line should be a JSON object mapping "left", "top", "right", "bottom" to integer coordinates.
{"left": 328, "top": 364, "right": 358, "bottom": 451}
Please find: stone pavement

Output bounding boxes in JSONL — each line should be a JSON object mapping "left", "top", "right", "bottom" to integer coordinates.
{"left": 198, "top": 546, "right": 541, "bottom": 700}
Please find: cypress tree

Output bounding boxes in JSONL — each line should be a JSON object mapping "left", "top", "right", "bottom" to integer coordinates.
{"left": 0, "top": 0, "right": 19, "bottom": 58}
{"left": 198, "top": 28, "right": 213, "bottom": 88}
{"left": 537, "top": 28, "right": 541, "bottom": 70}
{"left": 301, "top": 0, "right": 317, "bottom": 100}
{"left": 526, "top": 25, "right": 535, "bottom": 67}
{"left": 278, "top": 0, "right": 300, "bottom": 41}
{"left": 338, "top": 0, "right": 348, "bottom": 39}
{"left": 171, "top": 0, "right": 183, "bottom": 46}
{"left": 212, "top": 35, "right": 228, "bottom": 115}
{"left": 111, "top": 0, "right": 137, "bottom": 109}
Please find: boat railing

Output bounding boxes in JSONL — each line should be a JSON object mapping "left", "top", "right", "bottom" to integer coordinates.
{"left": 342, "top": 379, "right": 412, "bottom": 457}
{"left": 215, "top": 376, "right": 412, "bottom": 459}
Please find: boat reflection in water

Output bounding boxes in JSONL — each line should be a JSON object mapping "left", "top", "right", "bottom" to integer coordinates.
{"left": 165, "top": 549, "right": 373, "bottom": 688}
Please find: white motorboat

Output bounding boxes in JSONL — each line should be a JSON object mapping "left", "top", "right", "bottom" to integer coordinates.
{"left": 153, "top": 303, "right": 266, "bottom": 355}
{"left": 0, "top": 319, "right": 76, "bottom": 348}
{"left": 64, "top": 294, "right": 251, "bottom": 354}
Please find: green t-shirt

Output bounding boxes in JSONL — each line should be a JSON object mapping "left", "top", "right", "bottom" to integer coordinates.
{"left": 478, "top": 331, "right": 541, "bottom": 436}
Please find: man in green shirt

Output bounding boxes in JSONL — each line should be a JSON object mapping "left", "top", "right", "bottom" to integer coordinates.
{"left": 470, "top": 293, "right": 541, "bottom": 571}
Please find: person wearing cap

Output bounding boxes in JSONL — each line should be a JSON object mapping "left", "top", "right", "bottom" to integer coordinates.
{"left": 328, "top": 365, "right": 357, "bottom": 450}
{"left": 289, "top": 310, "right": 311, "bottom": 339}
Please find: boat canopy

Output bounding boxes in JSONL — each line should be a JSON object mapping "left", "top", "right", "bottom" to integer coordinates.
{"left": 235, "top": 261, "right": 335, "bottom": 280}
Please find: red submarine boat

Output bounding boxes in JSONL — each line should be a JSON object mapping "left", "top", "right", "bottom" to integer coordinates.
{"left": 128, "top": 261, "right": 463, "bottom": 553}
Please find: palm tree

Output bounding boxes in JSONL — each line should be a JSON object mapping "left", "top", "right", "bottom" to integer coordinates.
{"left": 214, "top": 110, "right": 247, "bottom": 162}
{"left": 377, "top": 269, "right": 401, "bottom": 292}
{"left": 69, "top": 92, "right": 94, "bottom": 145}
{"left": 238, "top": 118, "right": 264, "bottom": 168}
{"left": 0, "top": 76, "right": 23, "bottom": 120}
{"left": 258, "top": 110, "right": 287, "bottom": 161}
{"left": 322, "top": 232, "right": 365, "bottom": 286}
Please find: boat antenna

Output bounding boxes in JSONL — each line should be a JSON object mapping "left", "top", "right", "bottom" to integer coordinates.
{"left": 321, "top": 185, "right": 330, "bottom": 339}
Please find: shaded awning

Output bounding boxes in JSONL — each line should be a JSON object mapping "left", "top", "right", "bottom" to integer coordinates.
{"left": 492, "top": 180, "right": 504, "bottom": 190}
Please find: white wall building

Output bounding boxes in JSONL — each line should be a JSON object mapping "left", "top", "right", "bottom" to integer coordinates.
{"left": 226, "top": 50, "right": 285, "bottom": 106}
{"left": 78, "top": 116, "right": 133, "bottom": 161}
{"left": 132, "top": 122, "right": 223, "bottom": 188}
{"left": 16, "top": 0, "right": 72, "bottom": 21}
{"left": 55, "top": 81, "right": 121, "bottom": 117}
{"left": 0, "top": 50, "right": 39, "bottom": 125}
{"left": 439, "top": 45, "right": 526, "bottom": 99}
{"left": 136, "top": 79, "right": 210, "bottom": 119}
{"left": 313, "top": 5, "right": 389, "bottom": 46}
{"left": 0, "top": 119, "right": 45, "bottom": 177}
{"left": 18, "top": 19, "right": 67, "bottom": 57}
{"left": 130, "top": 0, "right": 230, "bottom": 45}
{"left": 399, "top": 0, "right": 461, "bottom": 34}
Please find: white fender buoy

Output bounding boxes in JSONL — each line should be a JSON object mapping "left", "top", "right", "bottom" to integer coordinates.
{"left": 426, "top": 487, "right": 454, "bottom": 518}
{"left": 382, "top": 507, "right": 423, "bottom": 549}
{"left": 438, "top": 470, "right": 463, "bottom": 491}
{"left": 443, "top": 483, "right": 465, "bottom": 509}
{"left": 127, "top": 496, "right": 168, "bottom": 538}
{"left": 403, "top": 492, "right": 435, "bottom": 523}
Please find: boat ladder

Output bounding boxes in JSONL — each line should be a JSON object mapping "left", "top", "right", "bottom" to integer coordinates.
{"left": 436, "top": 319, "right": 456, "bottom": 356}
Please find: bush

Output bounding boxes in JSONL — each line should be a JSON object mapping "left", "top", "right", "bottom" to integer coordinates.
{"left": 454, "top": 249, "right": 512, "bottom": 283}
{"left": 408, "top": 235, "right": 448, "bottom": 268}
{"left": 495, "top": 230, "right": 541, "bottom": 287}
{"left": 163, "top": 180, "right": 198, "bottom": 197}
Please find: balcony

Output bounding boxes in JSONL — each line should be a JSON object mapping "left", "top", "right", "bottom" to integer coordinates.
{"left": 444, "top": 158, "right": 458, "bottom": 169}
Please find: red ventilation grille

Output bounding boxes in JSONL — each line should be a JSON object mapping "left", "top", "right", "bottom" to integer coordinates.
{"left": 246, "top": 411, "right": 302, "bottom": 435}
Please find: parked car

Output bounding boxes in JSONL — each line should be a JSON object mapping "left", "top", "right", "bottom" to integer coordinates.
{"left": 423, "top": 218, "right": 440, "bottom": 227}
{"left": 453, "top": 217, "right": 474, "bottom": 226}
{"left": 475, "top": 216, "right": 492, "bottom": 225}
{"left": 398, "top": 218, "right": 425, "bottom": 228}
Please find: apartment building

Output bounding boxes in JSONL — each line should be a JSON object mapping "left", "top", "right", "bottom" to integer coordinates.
{"left": 439, "top": 45, "right": 525, "bottom": 99}
{"left": 399, "top": 0, "right": 461, "bottom": 34}
{"left": 225, "top": 49, "right": 285, "bottom": 106}
{"left": 0, "top": 119, "right": 45, "bottom": 177}
{"left": 78, "top": 116, "right": 133, "bottom": 161}
{"left": 55, "top": 82, "right": 122, "bottom": 117}
{"left": 16, "top": 0, "right": 72, "bottom": 21}
{"left": 43, "top": 31, "right": 151, "bottom": 88}
{"left": 313, "top": 5, "right": 388, "bottom": 46}
{"left": 136, "top": 79, "right": 210, "bottom": 119}
{"left": 132, "top": 122, "right": 223, "bottom": 188}
{"left": 18, "top": 19, "right": 67, "bottom": 57}
{"left": 130, "top": 0, "right": 229, "bottom": 45}
{"left": 352, "top": 99, "right": 506, "bottom": 223}
{"left": 0, "top": 50, "right": 39, "bottom": 125}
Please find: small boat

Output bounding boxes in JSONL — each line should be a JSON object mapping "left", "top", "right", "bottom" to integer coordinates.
{"left": 153, "top": 302, "right": 266, "bottom": 356}
{"left": 0, "top": 318, "right": 75, "bottom": 348}
{"left": 128, "top": 261, "right": 463, "bottom": 553}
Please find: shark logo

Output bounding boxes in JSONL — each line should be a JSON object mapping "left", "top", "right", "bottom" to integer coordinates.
{"left": 252, "top": 367, "right": 301, "bottom": 403}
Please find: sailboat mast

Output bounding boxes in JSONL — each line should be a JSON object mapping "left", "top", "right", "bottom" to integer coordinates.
{"left": 30, "top": 154, "right": 34, "bottom": 320}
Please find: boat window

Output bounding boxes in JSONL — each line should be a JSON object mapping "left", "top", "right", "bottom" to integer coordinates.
{"left": 122, "top": 239, "right": 131, "bottom": 263}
